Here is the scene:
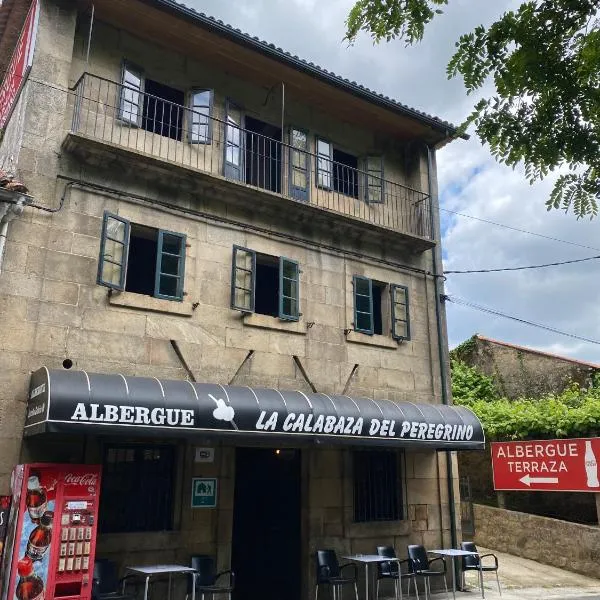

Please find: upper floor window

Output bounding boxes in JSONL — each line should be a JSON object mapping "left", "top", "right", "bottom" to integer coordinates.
{"left": 97, "top": 211, "right": 186, "bottom": 301}
{"left": 316, "top": 138, "right": 332, "bottom": 189}
{"left": 231, "top": 246, "right": 300, "bottom": 321}
{"left": 289, "top": 128, "right": 309, "bottom": 202}
{"left": 364, "top": 156, "right": 384, "bottom": 203}
{"left": 352, "top": 275, "right": 410, "bottom": 340}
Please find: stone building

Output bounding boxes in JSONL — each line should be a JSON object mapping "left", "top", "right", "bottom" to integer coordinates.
{"left": 0, "top": 1, "right": 483, "bottom": 598}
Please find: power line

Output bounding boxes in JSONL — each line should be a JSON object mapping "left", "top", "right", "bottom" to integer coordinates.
{"left": 446, "top": 296, "right": 600, "bottom": 346}
{"left": 445, "top": 254, "right": 600, "bottom": 274}
{"left": 439, "top": 207, "right": 600, "bottom": 253}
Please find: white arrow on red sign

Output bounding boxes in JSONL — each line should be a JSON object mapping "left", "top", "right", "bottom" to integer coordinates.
{"left": 519, "top": 474, "right": 559, "bottom": 487}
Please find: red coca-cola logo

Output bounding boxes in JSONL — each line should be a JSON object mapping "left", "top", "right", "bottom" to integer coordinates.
{"left": 64, "top": 473, "right": 98, "bottom": 487}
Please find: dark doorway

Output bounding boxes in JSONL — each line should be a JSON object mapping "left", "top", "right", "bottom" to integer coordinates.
{"left": 232, "top": 448, "right": 301, "bottom": 600}
{"left": 245, "top": 116, "right": 282, "bottom": 193}
{"left": 125, "top": 224, "right": 158, "bottom": 297}
{"left": 255, "top": 253, "right": 279, "bottom": 318}
{"left": 143, "top": 79, "right": 184, "bottom": 140}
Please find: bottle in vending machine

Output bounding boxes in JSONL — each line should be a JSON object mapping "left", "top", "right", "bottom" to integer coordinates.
{"left": 25, "top": 480, "right": 46, "bottom": 525}
{"left": 585, "top": 440, "right": 599, "bottom": 488}
{"left": 15, "top": 558, "right": 44, "bottom": 600}
{"left": 25, "top": 514, "right": 52, "bottom": 562}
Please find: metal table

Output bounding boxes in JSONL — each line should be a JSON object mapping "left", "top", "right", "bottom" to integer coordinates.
{"left": 343, "top": 554, "right": 400, "bottom": 600}
{"left": 126, "top": 564, "right": 197, "bottom": 600}
{"left": 428, "top": 550, "right": 479, "bottom": 600}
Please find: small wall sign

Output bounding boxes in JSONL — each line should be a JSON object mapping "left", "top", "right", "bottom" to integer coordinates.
{"left": 191, "top": 477, "right": 217, "bottom": 508}
{"left": 194, "top": 447, "right": 215, "bottom": 463}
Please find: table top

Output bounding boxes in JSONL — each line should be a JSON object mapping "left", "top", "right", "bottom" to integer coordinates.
{"left": 428, "top": 549, "right": 479, "bottom": 557}
{"left": 343, "top": 555, "right": 400, "bottom": 563}
{"left": 126, "top": 565, "right": 197, "bottom": 575}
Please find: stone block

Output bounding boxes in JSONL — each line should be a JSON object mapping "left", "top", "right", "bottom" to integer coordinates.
{"left": 34, "top": 324, "right": 69, "bottom": 356}
{"left": 311, "top": 449, "right": 342, "bottom": 479}
{"left": 309, "top": 324, "right": 344, "bottom": 345}
{"left": 35, "top": 302, "right": 83, "bottom": 328}
{"left": 325, "top": 286, "right": 344, "bottom": 307}
{"left": 44, "top": 250, "right": 96, "bottom": 285}
{"left": 225, "top": 326, "right": 269, "bottom": 352}
{"left": 41, "top": 278, "right": 79, "bottom": 305}
{"left": 46, "top": 228, "right": 74, "bottom": 253}
{"left": 268, "top": 330, "right": 306, "bottom": 357}
{"left": 301, "top": 358, "right": 342, "bottom": 390}
{"left": 69, "top": 189, "right": 119, "bottom": 217}
{"left": 72, "top": 233, "right": 100, "bottom": 258}
{"left": 0, "top": 272, "right": 43, "bottom": 299}
{"left": 147, "top": 314, "right": 220, "bottom": 346}
{"left": 53, "top": 211, "right": 103, "bottom": 238}
{"left": 346, "top": 344, "right": 383, "bottom": 368}
{"left": 83, "top": 308, "right": 147, "bottom": 336}
{"left": 0, "top": 322, "right": 36, "bottom": 352}
{"left": 406, "top": 478, "right": 439, "bottom": 505}
{"left": 66, "top": 329, "right": 150, "bottom": 363}
{"left": 309, "top": 477, "right": 342, "bottom": 508}
{"left": 412, "top": 453, "right": 438, "bottom": 479}
{"left": 3, "top": 241, "right": 28, "bottom": 272}
{"left": 306, "top": 340, "right": 345, "bottom": 363}
{"left": 305, "top": 301, "right": 343, "bottom": 328}
{"left": 377, "top": 368, "right": 414, "bottom": 390}
{"left": 149, "top": 338, "right": 182, "bottom": 367}
{"left": 198, "top": 279, "right": 230, "bottom": 308}
{"left": 249, "top": 351, "right": 296, "bottom": 378}
{"left": 0, "top": 295, "right": 28, "bottom": 320}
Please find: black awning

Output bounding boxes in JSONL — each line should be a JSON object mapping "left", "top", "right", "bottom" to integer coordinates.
{"left": 24, "top": 368, "right": 484, "bottom": 450}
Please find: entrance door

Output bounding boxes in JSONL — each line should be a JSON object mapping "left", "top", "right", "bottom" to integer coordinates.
{"left": 232, "top": 448, "right": 301, "bottom": 600}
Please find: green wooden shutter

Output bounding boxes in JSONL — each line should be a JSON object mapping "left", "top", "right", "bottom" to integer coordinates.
{"left": 155, "top": 230, "right": 186, "bottom": 300}
{"left": 353, "top": 275, "right": 374, "bottom": 334}
{"left": 231, "top": 245, "right": 256, "bottom": 312}
{"left": 279, "top": 257, "right": 300, "bottom": 321}
{"left": 391, "top": 284, "right": 410, "bottom": 340}
{"left": 97, "top": 211, "right": 130, "bottom": 291}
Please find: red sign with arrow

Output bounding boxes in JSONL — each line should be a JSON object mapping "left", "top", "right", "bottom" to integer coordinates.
{"left": 491, "top": 438, "right": 600, "bottom": 492}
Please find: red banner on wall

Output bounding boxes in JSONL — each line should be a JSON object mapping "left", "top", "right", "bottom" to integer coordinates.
{"left": 492, "top": 438, "right": 600, "bottom": 492}
{"left": 0, "top": 0, "right": 39, "bottom": 129}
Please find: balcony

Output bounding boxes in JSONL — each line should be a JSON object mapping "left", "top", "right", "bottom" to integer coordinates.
{"left": 67, "top": 73, "right": 433, "bottom": 243}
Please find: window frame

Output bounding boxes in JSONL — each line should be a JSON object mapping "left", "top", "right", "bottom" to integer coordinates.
{"left": 118, "top": 61, "right": 144, "bottom": 127}
{"left": 391, "top": 284, "right": 411, "bottom": 341}
{"left": 97, "top": 211, "right": 131, "bottom": 291}
{"left": 364, "top": 155, "right": 385, "bottom": 204}
{"left": 288, "top": 126, "right": 310, "bottom": 202}
{"left": 353, "top": 275, "right": 374, "bottom": 335}
{"left": 230, "top": 245, "right": 257, "bottom": 313}
{"left": 188, "top": 88, "right": 213, "bottom": 144}
{"left": 154, "top": 230, "right": 186, "bottom": 301}
{"left": 279, "top": 256, "right": 300, "bottom": 321}
{"left": 352, "top": 449, "right": 405, "bottom": 523}
{"left": 315, "top": 136, "right": 333, "bottom": 191}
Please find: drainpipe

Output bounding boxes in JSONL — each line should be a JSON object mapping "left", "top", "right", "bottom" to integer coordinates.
{"left": 425, "top": 145, "right": 459, "bottom": 555}
{"left": 0, "top": 197, "right": 26, "bottom": 275}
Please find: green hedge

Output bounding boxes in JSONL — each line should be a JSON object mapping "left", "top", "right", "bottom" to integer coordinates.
{"left": 451, "top": 360, "right": 600, "bottom": 440}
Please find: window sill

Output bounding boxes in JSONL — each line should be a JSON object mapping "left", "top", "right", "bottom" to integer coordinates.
{"left": 243, "top": 312, "right": 307, "bottom": 335}
{"left": 109, "top": 291, "right": 193, "bottom": 316}
{"left": 345, "top": 330, "right": 399, "bottom": 349}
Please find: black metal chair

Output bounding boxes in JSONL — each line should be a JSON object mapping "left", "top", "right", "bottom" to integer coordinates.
{"left": 375, "top": 546, "right": 419, "bottom": 600}
{"left": 186, "top": 555, "right": 235, "bottom": 600}
{"left": 315, "top": 549, "right": 359, "bottom": 600}
{"left": 92, "top": 559, "right": 137, "bottom": 600}
{"left": 407, "top": 545, "right": 449, "bottom": 600}
{"left": 461, "top": 542, "right": 501, "bottom": 598}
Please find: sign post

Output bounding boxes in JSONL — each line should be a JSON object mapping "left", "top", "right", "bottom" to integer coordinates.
{"left": 491, "top": 438, "right": 600, "bottom": 492}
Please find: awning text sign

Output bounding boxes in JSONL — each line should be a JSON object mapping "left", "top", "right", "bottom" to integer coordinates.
{"left": 492, "top": 438, "right": 600, "bottom": 492}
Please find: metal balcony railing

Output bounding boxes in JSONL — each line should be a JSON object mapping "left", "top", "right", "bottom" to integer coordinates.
{"left": 70, "top": 73, "right": 432, "bottom": 239}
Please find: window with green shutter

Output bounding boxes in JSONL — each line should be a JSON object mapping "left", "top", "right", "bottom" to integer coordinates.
{"left": 97, "top": 212, "right": 130, "bottom": 291}
{"left": 391, "top": 284, "right": 410, "bottom": 340}
{"left": 279, "top": 257, "right": 300, "bottom": 321}
{"left": 353, "top": 275, "right": 374, "bottom": 335}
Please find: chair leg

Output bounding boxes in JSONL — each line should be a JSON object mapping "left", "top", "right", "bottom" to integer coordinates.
{"left": 414, "top": 577, "right": 419, "bottom": 600}
{"left": 376, "top": 578, "right": 380, "bottom": 600}
{"left": 496, "top": 571, "right": 502, "bottom": 596}
{"left": 354, "top": 580, "right": 359, "bottom": 600}
{"left": 443, "top": 575, "right": 450, "bottom": 600}
{"left": 479, "top": 567, "right": 485, "bottom": 600}
{"left": 315, "top": 584, "right": 319, "bottom": 600}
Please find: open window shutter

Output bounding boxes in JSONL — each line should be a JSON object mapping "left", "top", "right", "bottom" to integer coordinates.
{"left": 353, "top": 275, "right": 374, "bottom": 334}
{"left": 155, "top": 231, "right": 186, "bottom": 301}
{"left": 364, "top": 156, "right": 384, "bottom": 203}
{"left": 391, "top": 284, "right": 410, "bottom": 340}
{"left": 231, "top": 246, "right": 256, "bottom": 312}
{"left": 189, "top": 89, "right": 212, "bottom": 144}
{"left": 119, "top": 63, "right": 143, "bottom": 126}
{"left": 97, "top": 211, "right": 130, "bottom": 291}
{"left": 279, "top": 257, "right": 300, "bottom": 321}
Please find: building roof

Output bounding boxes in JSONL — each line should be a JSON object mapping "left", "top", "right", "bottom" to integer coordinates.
{"left": 473, "top": 334, "right": 600, "bottom": 370}
{"left": 142, "top": 0, "right": 464, "bottom": 145}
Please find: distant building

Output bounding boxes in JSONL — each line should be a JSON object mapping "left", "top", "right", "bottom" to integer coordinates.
{"left": 452, "top": 334, "right": 599, "bottom": 399}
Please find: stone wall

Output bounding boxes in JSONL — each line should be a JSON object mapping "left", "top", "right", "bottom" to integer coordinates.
{"left": 454, "top": 335, "right": 599, "bottom": 399}
{"left": 473, "top": 503, "right": 600, "bottom": 579}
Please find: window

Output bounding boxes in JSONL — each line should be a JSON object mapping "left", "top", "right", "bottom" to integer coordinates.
{"left": 100, "top": 445, "right": 176, "bottom": 533}
{"left": 98, "top": 211, "right": 186, "bottom": 301}
{"left": 353, "top": 450, "right": 403, "bottom": 522}
{"left": 224, "top": 101, "right": 243, "bottom": 181}
{"left": 352, "top": 276, "right": 410, "bottom": 339}
{"left": 189, "top": 89, "right": 212, "bottom": 144}
{"left": 231, "top": 246, "right": 300, "bottom": 321}
{"left": 119, "top": 63, "right": 142, "bottom": 126}
{"left": 316, "top": 138, "right": 332, "bottom": 189}
{"left": 118, "top": 63, "right": 185, "bottom": 141}
{"left": 364, "top": 156, "right": 384, "bottom": 203}
{"left": 332, "top": 148, "right": 359, "bottom": 199}
{"left": 289, "top": 128, "right": 309, "bottom": 201}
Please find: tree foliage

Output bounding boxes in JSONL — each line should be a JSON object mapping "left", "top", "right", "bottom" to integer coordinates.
{"left": 346, "top": 1, "right": 600, "bottom": 218}
{"left": 451, "top": 359, "right": 600, "bottom": 440}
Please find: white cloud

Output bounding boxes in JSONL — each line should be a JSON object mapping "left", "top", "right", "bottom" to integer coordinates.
{"left": 184, "top": 0, "right": 600, "bottom": 364}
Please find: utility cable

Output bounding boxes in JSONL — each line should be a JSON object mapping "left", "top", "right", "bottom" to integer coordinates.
{"left": 445, "top": 254, "right": 600, "bottom": 274}
{"left": 445, "top": 296, "right": 600, "bottom": 346}
{"left": 440, "top": 207, "right": 600, "bottom": 253}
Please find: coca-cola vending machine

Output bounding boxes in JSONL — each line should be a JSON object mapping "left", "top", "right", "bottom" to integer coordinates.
{"left": 0, "top": 464, "right": 102, "bottom": 600}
